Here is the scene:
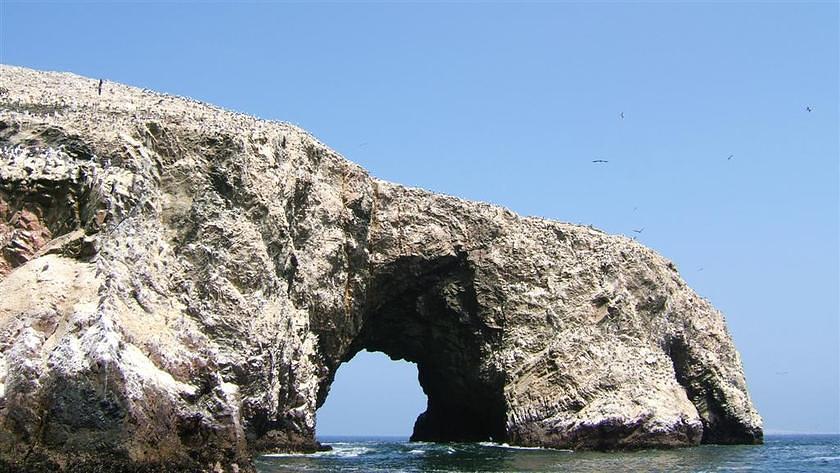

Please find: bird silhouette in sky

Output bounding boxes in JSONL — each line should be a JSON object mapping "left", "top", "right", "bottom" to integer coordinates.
{"left": 592, "top": 159, "right": 608, "bottom": 163}
{"left": 632, "top": 227, "right": 644, "bottom": 234}
{"left": 805, "top": 106, "right": 813, "bottom": 112}
{"left": 728, "top": 154, "right": 734, "bottom": 160}
{"left": 619, "top": 112, "right": 625, "bottom": 119}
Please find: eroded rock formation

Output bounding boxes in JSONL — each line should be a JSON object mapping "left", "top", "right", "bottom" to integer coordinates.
{"left": 0, "top": 66, "right": 762, "bottom": 472}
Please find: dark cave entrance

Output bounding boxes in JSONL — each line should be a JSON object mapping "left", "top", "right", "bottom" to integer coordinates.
{"left": 340, "top": 252, "right": 508, "bottom": 443}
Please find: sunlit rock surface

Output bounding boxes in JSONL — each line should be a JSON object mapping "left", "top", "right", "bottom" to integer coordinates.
{"left": 0, "top": 65, "right": 762, "bottom": 472}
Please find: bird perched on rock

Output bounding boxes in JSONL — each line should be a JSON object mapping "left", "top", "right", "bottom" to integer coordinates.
{"left": 98, "top": 79, "right": 103, "bottom": 95}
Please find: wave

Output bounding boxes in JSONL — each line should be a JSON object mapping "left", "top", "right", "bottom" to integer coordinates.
{"left": 478, "top": 441, "right": 573, "bottom": 452}
{"left": 263, "top": 445, "right": 372, "bottom": 458}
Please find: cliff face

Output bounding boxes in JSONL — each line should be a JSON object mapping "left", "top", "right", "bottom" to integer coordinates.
{"left": 0, "top": 66, "right": 762, "bottom": 472}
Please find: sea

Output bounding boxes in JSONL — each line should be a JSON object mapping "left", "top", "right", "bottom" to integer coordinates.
{"left": 255, "top": 434, "right": 839, "bottom": 473}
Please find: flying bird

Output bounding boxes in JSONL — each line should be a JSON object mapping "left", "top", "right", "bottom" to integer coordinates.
{"left": 632, "top": 227, "right": 644, "bottom": 234}
{"left": 805, "top": 106, "right": 813, "bottom": 112}
{"left": 619, "top": 112, "right": 625, "bottom": 119}
{"left": 592, "top": 159, "right": 609, "bottom": 163}
{"left": 727, "top": 154, "right": 734, "bottom": 160}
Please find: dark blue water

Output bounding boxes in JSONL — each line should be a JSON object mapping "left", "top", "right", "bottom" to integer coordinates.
{"left": 255, "top": 434, "right": 839, "bottom": 472}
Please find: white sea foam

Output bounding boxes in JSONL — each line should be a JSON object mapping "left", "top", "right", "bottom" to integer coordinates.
{"left": 323, "top": 446, "right": 372, "bottom": 457}
{"left": 478, "top": 441, "right": 573, "bottom": 452}
{"left": 262, "top": 453, "right": 308, "bottom": 458}
{"left": 262, "top": 445, "right": 371, "bottom": 458}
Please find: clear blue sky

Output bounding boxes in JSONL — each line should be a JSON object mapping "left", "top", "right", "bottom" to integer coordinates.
{"left": 2, "top": 1, "right": 837, "bottom": 436}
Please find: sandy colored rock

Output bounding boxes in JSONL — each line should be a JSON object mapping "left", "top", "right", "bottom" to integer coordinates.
{"left": 0, "top": 65, "right": 761, "bottom": 472}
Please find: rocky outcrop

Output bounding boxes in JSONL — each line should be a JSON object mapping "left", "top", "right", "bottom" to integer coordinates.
{"left": 0, "top": 66, "right": 762, "bottom": 472}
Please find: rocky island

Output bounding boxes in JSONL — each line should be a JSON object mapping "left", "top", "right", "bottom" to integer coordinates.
{"left": 0, "top": 65, "right": 762, "bottom": 472}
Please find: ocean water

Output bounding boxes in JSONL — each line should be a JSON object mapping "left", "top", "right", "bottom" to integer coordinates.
{"left": 255, "top": 434, "right": 839, "bottom": 472}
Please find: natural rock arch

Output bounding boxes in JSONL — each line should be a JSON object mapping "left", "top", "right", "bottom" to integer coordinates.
{"left": 334, "top": 252, "right": 507, "bottom": 442}
{"left": 0, "top": 66, "right": 762, "bottom": 473}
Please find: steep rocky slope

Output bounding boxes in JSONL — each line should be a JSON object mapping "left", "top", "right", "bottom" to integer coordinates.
{"left": 0, "top": 65, "right": 762, "bottom": 472}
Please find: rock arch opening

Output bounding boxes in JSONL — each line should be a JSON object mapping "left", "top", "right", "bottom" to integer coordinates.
{"left": 316, "top": 350, "right": 426, "bottom": 437}
{"left": 328, "top": 252, "right": 508, "bottom": 443}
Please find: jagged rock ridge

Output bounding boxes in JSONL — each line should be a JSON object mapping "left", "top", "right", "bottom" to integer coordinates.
{"left": 0, "top": 66, "right": 762, "bottom": 473}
